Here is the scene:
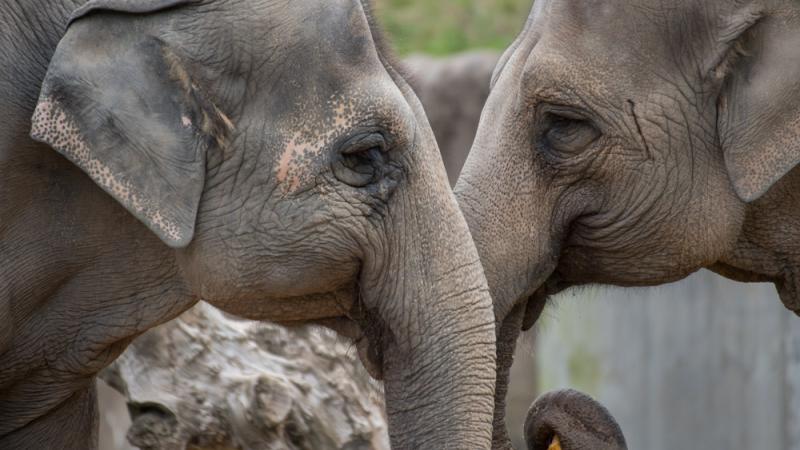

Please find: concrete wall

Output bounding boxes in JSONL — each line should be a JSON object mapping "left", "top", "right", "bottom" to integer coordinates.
{"left": 533, "top": 270, "right": 800, "bottom": 450}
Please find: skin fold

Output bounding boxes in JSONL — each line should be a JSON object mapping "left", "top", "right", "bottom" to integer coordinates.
{"left": 0, "top": 1, "right": 497, "bottom": 449}
{"left": 456, "top": 0, "right": 800, "bottom": 448}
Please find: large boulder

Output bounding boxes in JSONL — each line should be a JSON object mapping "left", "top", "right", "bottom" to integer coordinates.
{"left": 100, "top": 303, "right": 388, "bottom": 450}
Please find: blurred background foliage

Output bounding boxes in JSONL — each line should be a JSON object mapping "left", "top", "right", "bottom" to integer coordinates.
{"left": 373, "top": 0, "right": 532, "bottom": 55}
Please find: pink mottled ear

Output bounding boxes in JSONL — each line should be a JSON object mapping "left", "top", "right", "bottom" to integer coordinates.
{"left": 31, "top": 6, "right": 230, "bottom": 248}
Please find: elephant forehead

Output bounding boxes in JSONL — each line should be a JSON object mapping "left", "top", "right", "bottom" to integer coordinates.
{"left": 521, "top": 48, "right": 615, "bottom": 104}
{"left": 255, "top": 0, "right": 379, "bottom": 70}
{"left": 531, "top": 0, "right": 696, "bottom": 69}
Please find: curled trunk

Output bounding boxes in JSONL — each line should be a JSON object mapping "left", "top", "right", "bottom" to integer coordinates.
{"left": 524, "top": 390, "right": 628, "bottom": 450}
{"left": 489, "top": 301, "right": 627, "bottom": 450}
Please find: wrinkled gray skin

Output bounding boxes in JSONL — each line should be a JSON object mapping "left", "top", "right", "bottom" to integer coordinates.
{"left": 455, "top": 0, "right": 800, "bottom": 448}
{"left": 0, "top": 1, "right": 497, "bottom": 448}
{"left": 405, "top": 52, "right": 500, "bottom": 185}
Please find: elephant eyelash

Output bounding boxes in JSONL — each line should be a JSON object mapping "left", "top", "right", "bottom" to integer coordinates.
{"left": 534, "top": 104, "right": 601, "bottom": 161}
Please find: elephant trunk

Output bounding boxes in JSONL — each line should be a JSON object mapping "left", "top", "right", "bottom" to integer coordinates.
{"left": 455, "top": 166, "right": 621, "bottom": 450}
{"left": 487, "top": 310, "right": 629, "bottom": 450}
{"left": 491, "top": 304, "right": 526, "bottom": 450}
{"left": 359, "top": 108, "right": 497, "bottom": 448}
{"left": 374, "top": 192, "right": 496, "bottom": 449}
{"left": 379, "top": 262, "right": 497, "bottom": 449}
{"left": 455, "top": 162, "right": 560, "bottom": 450}
{"left": 524, "top": 389, "right": 628, "bottom": 450}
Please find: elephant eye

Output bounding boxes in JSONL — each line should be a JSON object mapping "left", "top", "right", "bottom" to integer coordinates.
{"left": 543, "top": 112, "right": 600, "bottom": 156}
{"left": 332, "top": 133, "right": 388, "bottom": 188}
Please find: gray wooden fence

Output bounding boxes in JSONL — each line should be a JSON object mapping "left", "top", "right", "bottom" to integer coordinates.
{"left": 530, "top": 270, "right": 800, "bottom": 450}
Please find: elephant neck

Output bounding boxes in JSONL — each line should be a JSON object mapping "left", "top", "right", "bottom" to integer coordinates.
{"left": 0, "top": 142, "right": 195, "bottom": 439}
{"left": 0, "top": 384, "right": 98, "bottom": 450}
{"left": 0, "top": 0, "right": 84, "bottom": 124}
{"left": 714, "top": 165, "right": 800, "bottom": 315}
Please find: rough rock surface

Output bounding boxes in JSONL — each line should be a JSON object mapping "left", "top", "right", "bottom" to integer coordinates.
{"left": 101, "top": 303, "right": 388, "bottom": 450}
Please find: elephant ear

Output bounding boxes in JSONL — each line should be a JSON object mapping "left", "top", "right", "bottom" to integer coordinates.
{"left": 715, "top": 7, "right": 800, "bottom": 203}
{"left": 31, "top": 0, "right": 230, "bottom": 248}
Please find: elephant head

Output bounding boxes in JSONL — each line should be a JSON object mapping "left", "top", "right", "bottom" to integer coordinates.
{"left": 454, "top": 0, "right": 800, "bottom": 446}
{"left": 22, "top": 0, "right": 496, "bottom": 448}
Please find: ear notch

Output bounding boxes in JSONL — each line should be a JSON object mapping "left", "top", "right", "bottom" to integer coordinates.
{"left": 713, "top": 6, "right": 800, "bottom": 202}
{"left": 31, "top": 9, "right": 232, "bottom": 248}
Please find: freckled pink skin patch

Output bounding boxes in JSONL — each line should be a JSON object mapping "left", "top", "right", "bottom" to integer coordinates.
{"left": 275, "top": 96, "right": 363, "bottom": 194}
{"left": 276, "top": 134, "right": 316, "bottom": 192}
{"left": 31, "top": 97, "right": 184, "bottom": 243}
{"left": 275, "top": 95, "right": 378, "bottom": 194}
{"left": 273, "top": 90, "right": 412, "bottom": 195}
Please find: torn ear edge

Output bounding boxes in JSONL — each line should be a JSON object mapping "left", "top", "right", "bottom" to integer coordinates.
{"left": 161, "top": 46, "right": 236, "bottom": 150}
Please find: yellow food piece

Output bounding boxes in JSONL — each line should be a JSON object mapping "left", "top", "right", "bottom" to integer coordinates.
{"left": 548, "top": 436, "right": 562, "bottom": 450}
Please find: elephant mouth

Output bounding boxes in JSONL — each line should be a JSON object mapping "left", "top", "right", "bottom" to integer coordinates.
{"left": 314, "top": 315, "right": 386, "bottom": 381}
{"left": 356, "top": 333, "right": 385, "bottom": 380}
{"left": 522, "top": 273, "right": 567, "bottom": 331}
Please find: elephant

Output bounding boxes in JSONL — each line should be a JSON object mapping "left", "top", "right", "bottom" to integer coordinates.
{"left": 404, "top": 51, "right": 500, "bottom": 186}
{"left": 399, "top": 50, "right": 627, "bottom": 450}
{"left": 0, "top": 0, "right": 499, "bottom": 448}
{"left": 454, "top": 0, "right": 800, "bottom": 447}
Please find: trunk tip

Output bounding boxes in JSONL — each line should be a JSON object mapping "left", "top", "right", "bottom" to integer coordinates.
{"left": 524, "top": 389, "right": 627, "bottom": 450}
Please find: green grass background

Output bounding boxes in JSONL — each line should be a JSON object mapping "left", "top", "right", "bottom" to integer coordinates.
{"left": 373, "top": 0, "right": 532, "bottom": 55}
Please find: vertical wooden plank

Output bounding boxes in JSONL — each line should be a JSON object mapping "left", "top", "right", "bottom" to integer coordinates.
{"left": 787, "top": 310, "right": 800, "bottom": 450}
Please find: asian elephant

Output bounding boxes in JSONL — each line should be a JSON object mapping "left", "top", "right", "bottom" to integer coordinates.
{"left": 455, "top": 0, "right": 800, "bottom": 448}
{"left": 400, "top": 49, "right": 626, "bottom": 450}
{"left": 0, "top": 0, "right": 498, "bottom": 448}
